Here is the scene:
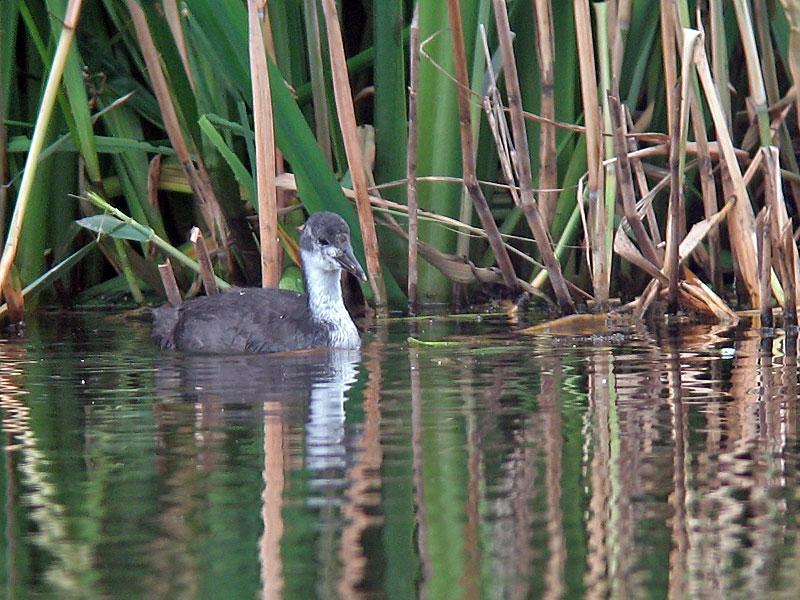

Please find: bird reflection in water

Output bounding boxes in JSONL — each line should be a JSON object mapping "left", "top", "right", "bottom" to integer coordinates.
{"left": 153, "top": 345, "right": 374, "bottom": 599}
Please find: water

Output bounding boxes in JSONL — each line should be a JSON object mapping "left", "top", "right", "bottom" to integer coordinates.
{"left": 0, "top": 312, "right": 798, "bottom": 599}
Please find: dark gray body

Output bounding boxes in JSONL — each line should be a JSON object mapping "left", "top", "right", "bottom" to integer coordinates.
{"left": 151, "top": 212, "right": 366, "bottom": 354}
{"left": 152, "top": 287, "right": 330, "bottom": 353}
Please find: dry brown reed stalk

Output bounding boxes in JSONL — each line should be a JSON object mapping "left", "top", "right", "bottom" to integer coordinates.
{"left": 190, "top": 227, "right": 218, "bottom": 296}
{"left": 0, "top": 0, "right": 84, "bottom": 302}
{"left": 479, "top": 28, "right": 523, "bottom": 209}
{"left": 573, "top": 0, "right": 607, "bottom": 307}
{"left": 276, "top": 172, "right": 574, "bottom": 300}
{"left": 611, "top": 0, "right": 631, "bottom": 87}
{"left": 406, "top": 5, "right": 420, "bottom": 311}
{"left": 777, "top": 1, "right": 800, "bottom": 139}
{"left": 303, "top": 0, "right": 333, "bottom": 166}
{"left": 624, "top": 111, "right": 664, "bottom": 253}
{"left": 158, "top": 260, "right": 183, "bottom": 306}
{"left": 692, "top": 33, "right": 760, "bottom": 305}
{"left": 758, "top": 1, "right": 800, "bottom": 214}
{"left": 659, "top": 0, "right": 678, "bottom": 129}
{"left": 445, "top": 0, "right": 519, "bottom": 293}
{"left": 763, "top": 146, "right": 800, "bottom": 311}
{"left": 1, "top": 270, "right": 24, "bottom": 325}
{"left": 127, "top": 1, "right": 228, "bottom": 250}
{"left": 493, "top": 0, "right": 574, "bottom": 314}
{"left": 162, "top": 0, "right": 195, "bottom": 93}
{"left": 756, "top": 207, "right": 773, "bottom": 327}
{"left": 257, "top": 3, "right": 293, "bottom": 215}
{"left": 666, "top": 31, "right": 701, "bottom": 309}
{"left": 679, "top": 268, "right": 737, "bottom": 321}
{"left": 782, "top": 224, "right": 798, "bottom": 328}
{"left": 609, "top": 95, "right": 659, "bottom": 268}
{"left": 689, "top": 92, "right": 721, "bottom": 289}
{"left": 247, "top": 0, "right": 280, "bottom": 287}
{"left": 732, "top": 0, "right": 771, "bottom": 145}
{"left": 532, "top": 0, "right": 558, "bottom": 225}
{"left": 319, "top": 0, "right": 387, "bottom": 310}
{"left": 709, "top": 0, "right": 732, "bottom": 127}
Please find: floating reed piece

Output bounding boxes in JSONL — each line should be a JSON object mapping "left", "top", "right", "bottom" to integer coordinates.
{"left": 406, "top": 5, "right": 420, "bottom": 312}
{"left": 319, "top": 0, "right": 387, "bottom": 310}
{"left": 158, "top": 260, "right": 183, "bottom": 307}
{"left": 493, "top": 0, "right": 574, "bottom": 314}
{"left": 0, "top": 0, "right": 84, "bottom": 301}
{"left": 190, "top": 227, "right": 219, "bottom": 296}
{"left": 445, "top": 0, "right": 519, "bottom": 294}
{"left": 247, "top": 0, "right": 280, "bottom": 288}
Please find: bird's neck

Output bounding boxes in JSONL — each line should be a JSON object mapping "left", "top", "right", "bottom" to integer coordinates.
{"left": 302, "top": 250, "right": 359, "bottom": 348}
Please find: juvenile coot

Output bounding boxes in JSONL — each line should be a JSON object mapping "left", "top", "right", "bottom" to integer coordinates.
{"left": 152, "top": 212, "right": 367, "bottom": 353}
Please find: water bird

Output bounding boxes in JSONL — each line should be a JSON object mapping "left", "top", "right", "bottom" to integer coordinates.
{"left": 152, "top": 212, "right": 367, "bottom": 353}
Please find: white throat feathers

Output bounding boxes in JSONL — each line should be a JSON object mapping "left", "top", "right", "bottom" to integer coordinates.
{"left": 300, "top": 247, "right": 360, "bottom": 349}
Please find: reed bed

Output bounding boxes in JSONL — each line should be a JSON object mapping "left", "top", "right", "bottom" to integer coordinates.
{"left": 1, "top": 1, "right": 799, "bottom": 323}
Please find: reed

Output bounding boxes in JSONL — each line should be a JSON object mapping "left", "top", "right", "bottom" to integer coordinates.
{"left": 1, "top": 1, "right": 799, "bottom": 323}
{"left": 320, "top": 0, "right": 387, "bottom": 310}
{"left": 0, "top": 0, "right": 83, "bottom": 299}
{"left": 247, "top": 0, "right": 280, "bottom": 287}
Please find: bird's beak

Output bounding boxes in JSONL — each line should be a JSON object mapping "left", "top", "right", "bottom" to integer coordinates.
{"left": 337, "top": 246, "right": 367, "bottom": 282}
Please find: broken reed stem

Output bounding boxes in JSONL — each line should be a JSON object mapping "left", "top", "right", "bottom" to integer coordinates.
{"left": 158, "top": 260, "right": 183, "bottom": 306}
{"left": 247, "top": 0, "right": 280, "bottom": 287}
{"left": 608, "top": 94, "right": 660, "bottom": 268}
{"left": 493, "top": 0, "right": 574, "bottom": 313}
{"left": 689, "top": 91, "right": 722, "bottom": 289}
{"left": 190, "top": 226, "right": 219, "bottom": 296}
{"left": 319, "top": 0, "right": 387, "bottom": 310}
{"left": 756, "top": 208, "right": 773, "bottom": 328}
{"left": 83, "top": 191, "right": 231, "bottom": 290}
{"left": 692, "top": 31, "right": 760, "bottom": 305}
{"left": 406, "top": 5, "right": 420, "bottom": 312}
{"left": 532, "top": 0, "right": 558, "bottom": 226}
{"left": 127, "top": 0, "right": 227, "bottom": 250}
{"left": 0, "top": 0, "right": 84, "bottom": 301}
{"left": 445, "top": 0, "right": 519, "bottom": 292}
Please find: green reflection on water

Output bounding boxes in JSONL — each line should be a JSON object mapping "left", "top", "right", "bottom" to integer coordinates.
{"left": 0, "top": 313, "right": 799, "bottom": 599}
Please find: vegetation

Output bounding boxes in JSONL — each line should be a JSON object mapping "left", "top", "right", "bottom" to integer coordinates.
{"left": 1, "top": 0, "right": 799, "bottom": 319}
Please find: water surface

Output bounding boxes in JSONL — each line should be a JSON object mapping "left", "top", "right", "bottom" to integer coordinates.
{"left": 0, "top": 312, "right": 798, "bottom": 599}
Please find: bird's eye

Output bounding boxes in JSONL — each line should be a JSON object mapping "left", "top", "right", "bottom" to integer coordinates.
{"left": 319, "top": 237, "right": 329, "bottom": 246}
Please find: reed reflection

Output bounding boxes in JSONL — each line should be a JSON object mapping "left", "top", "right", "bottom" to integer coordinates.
{"left": 153, "top": 347, "right": 365, "bottom": 599}
{"left": 0, "top": 342, "right": 99, "bottom": 599}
